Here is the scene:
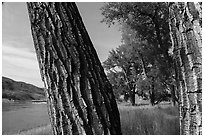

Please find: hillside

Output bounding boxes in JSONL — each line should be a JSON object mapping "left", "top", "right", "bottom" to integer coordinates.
{"left": 2, "top": 77, "right": 45, "bottom": 101}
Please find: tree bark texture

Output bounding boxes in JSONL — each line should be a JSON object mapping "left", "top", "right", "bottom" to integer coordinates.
{"left": 27, "top": 2, "right": 122, "bottom": 135}
{"left": 169, "top": 2, "right": 202, "bottom": 135}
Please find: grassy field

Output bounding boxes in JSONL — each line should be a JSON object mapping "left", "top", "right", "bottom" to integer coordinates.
{"left": 119, "top": 104, "right": 179, "bottom": 135}
{"left": 2, "top": 102, "right": 50, "bottom": 135}
{"left": 16, "top": 103, "right": 179, "bottom": 135}
{"left": 18, "top": 124, "right": 52, "bottom": 135}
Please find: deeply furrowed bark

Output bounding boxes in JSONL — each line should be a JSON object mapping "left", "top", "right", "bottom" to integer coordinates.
{"left": 27, "top": 2, "right": 122, "bottom": 135}
{"left": 168, "top": 2, "right": 202, "bottom": 135}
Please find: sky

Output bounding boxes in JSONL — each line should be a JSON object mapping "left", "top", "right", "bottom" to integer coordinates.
{"left": 2, "top": 2, "right": 122, "bottom": 87}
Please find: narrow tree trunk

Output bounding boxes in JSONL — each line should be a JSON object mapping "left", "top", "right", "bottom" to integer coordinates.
{"left": 27, "top": 2, "right": 122, "bottom": 135}
{"left": 148, "top": 77, "right": 155, "bottom": 106}
{"left": 130, "top": 85, "right": 136, "bottom": 106}
{"left": 168, "top": 2, "right": 202, "bottom": 135}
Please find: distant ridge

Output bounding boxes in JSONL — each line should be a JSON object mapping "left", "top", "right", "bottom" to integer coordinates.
{"left": 2, "top": 76, "right": 45, "bottom": 101}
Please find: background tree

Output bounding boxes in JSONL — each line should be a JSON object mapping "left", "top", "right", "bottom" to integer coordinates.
{"left": 103, "top": 43, "right": 142, "bottom": 105}
{"left": 27, "top": 2, "right": 122, "bottom": 135}
{"left": 168, "top": 2, "right": 202, "bottom": 135}
{"left": 104, "top": 25, "right": 174, "bottom": 105}
{"left": 101, "top": 2, "right": 178, "bottom": 106}
{"left": 101, "top": 2, "right": 172, "bottom": 67}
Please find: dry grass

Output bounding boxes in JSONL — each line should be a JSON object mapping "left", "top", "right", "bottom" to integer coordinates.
{"left": 18, "top": 124, "right": 52, "bottom": 135}
{"left": 119, "top": 104, "right": 179, "bottom": 135}
{"left": 16, "top": 104, "right": 179, "bottom": 135}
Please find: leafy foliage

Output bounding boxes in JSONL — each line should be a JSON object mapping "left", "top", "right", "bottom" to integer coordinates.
{"left": 103, "top": 42, "right": 143, "bottom": 105}
{"left": 101, "top": 2, "right": 177, "bottom": 105}
{"left": 101, "top": 2, "right": 170, "bottom": 48}
{"left": 101, "top": 2, "right": 173, "bottom": 76}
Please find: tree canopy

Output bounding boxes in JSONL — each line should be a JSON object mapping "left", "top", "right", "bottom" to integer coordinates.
{"left": 101, "top": 2, "right": 177, "bottom": 105}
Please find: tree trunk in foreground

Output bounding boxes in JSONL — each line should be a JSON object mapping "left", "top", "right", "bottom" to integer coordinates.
{"left": 169, "top": 2, "right": 202, "bottom": 135}
{"left": 27, "top": 2, "right": 122, "bottom": 135}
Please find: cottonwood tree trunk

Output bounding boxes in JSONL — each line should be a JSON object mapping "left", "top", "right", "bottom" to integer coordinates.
{"left": 27, "top": 2, "right": 122, "bottom": 135}
{"left": 168, "top": 2, "right": 202, "bottom": 135}
{"left": 129, "top": 85, "right": 136, "bottom": 106}
{"left": 149, "top": 77, "right": 155, "bottom": 106}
